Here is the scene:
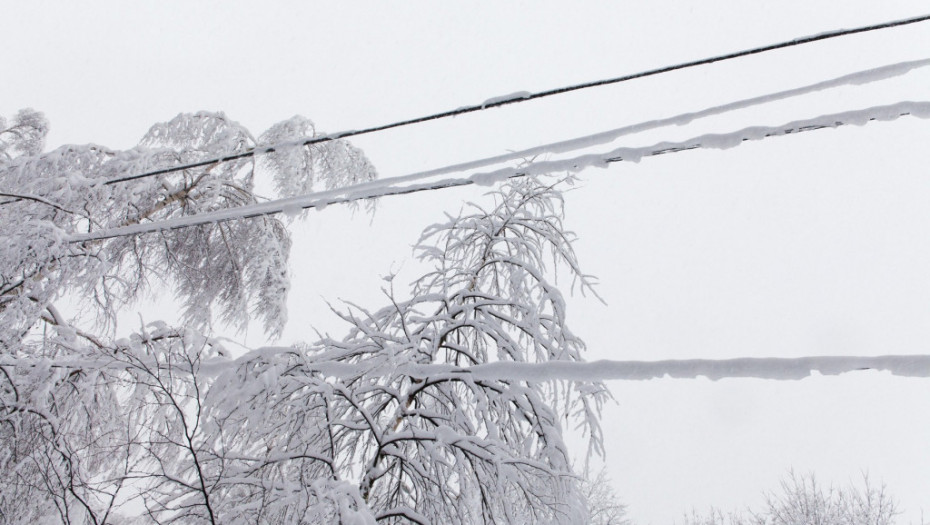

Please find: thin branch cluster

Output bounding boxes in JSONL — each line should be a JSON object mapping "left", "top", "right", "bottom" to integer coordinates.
{"left": 683, "top": 472, "right": 900, "bottom": 525}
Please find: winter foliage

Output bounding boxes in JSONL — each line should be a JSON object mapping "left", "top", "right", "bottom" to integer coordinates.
{"left": 0, "top": 110, "right": 606, "bottom": 523}
{"left": 682, "top": 472, "right": 899, "bottom": 525}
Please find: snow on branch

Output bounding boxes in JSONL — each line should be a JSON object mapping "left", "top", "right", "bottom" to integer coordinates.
{"left": 69, "top": 100, "right": 930, "bottom": 243}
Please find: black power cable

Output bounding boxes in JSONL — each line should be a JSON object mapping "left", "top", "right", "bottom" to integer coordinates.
{"left": 69, "top": 100, "right": 930, "bottom": 243}
{"left": 100, "top": 12, "right": 930, "bottom": 186}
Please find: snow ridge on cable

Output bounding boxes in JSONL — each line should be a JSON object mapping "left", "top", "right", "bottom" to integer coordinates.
{"left": 4, "top": 354, "right": 929, "bottom": 381}
{"left": 69, "top": 100, "right": 930, "bottom": 243}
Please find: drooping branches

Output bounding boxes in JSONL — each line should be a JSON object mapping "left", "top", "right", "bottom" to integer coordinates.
{"left": 0, "top": 109, "right": 379, "bottom": 523}
{"left": 1, "top": 108, "right": 602, "bottom": 524}
{"left": 207, "top": 179, "right": 607, "bottom": 524}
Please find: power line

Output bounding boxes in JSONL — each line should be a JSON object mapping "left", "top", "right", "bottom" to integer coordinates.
{"left": 2, "top": 353, "right": 929, "bottom": 381}
{"left": 100, "top": 12, "right": 930, "bottom": 187}
{"left": 355, "top": 59, "right": 928, "bottom": 190}
{"left": 68, "top": 100, "right": 930, "bottom": 243}
{"left": 7, "top": 58, "right": 927, "bottom": 216}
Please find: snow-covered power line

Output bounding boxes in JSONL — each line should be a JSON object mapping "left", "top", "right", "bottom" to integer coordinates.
{"left": 5, "top": 57, "right": 929, "bottom": 213}
{"left": 342, "top": 58, "right": 929, "bottom": 188}
{"left": 100, "top": 12, "right": 930, "bottom": 187}
{"left": 69, "top": 100, "right": 930, "bottom": 243}
{"left": 12, "top": 57, "right": 906, "bottom": 211}
{"left": 2, "top": 353, "right": 928, "bottom": 382}
{"left": 432, "top": 355, "right": 930, "bottom": 382}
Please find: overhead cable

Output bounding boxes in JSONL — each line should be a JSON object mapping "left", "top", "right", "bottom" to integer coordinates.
{"left": 100, "top": 12, "right": 930, "bottom": 186}
{"left": 2, "top": 353, "right": 929, "bottom": 382}
{"left": 340, "top": 58, "right": 929, "bottom": 189}
{"left": 68, "top": 100, "right": 930, "bottom": 243}
{"left": 11, "top": 58, "right": 927, "bottom": 216}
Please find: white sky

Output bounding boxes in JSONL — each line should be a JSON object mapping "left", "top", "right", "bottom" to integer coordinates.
{"left": 4, "top": 2, "right": 930, "bottom": 522}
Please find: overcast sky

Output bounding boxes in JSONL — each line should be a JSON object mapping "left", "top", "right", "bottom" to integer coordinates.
{"left": 4, "top": 2, "right": 930, "bottom": 522}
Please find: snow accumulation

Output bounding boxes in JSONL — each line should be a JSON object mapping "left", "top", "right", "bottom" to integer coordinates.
{"left": 69, "top": 95, "right": 930, "bottom": 243}
{"left": 8, "top": 354, "right": 927, "bottom": 382}
{"left": 456, "top": 355, "right": 930, "bottom": 382}
{"left": 183, "top": 59, "right": 930, "bottom": 202}
{"left": 270, "top": 58, "right": 930, "bottom": 183}
{"left": 480, "top": 91, "right": 533, "bottom": 108}
{"left": 402, "top": 355, "right": 930, "bottom": 382}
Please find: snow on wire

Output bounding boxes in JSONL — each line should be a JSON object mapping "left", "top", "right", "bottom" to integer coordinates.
{"left": 3, "top": 353, "right": 929, "bottom": 382}
{"left": 99, "top": 13, "right": 930, "bottom": 186}
{"left": 69, "top": 99, "right": 930, "bottom": 243}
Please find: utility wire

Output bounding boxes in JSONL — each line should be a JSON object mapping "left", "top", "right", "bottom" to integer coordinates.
{"left": 100, "top": 12, "right": 930, "bottom": 186}
{"left": 2, "top": 353, "right": 929, "bottom": 381}
{"left": 8, "top": 58, "right": 927, "bottom": 214}
{"left": 68, "top": 100, "right": 930, "bottom": 243}
{"left": 6, "top": 57, "right": 928, "bottom": 214}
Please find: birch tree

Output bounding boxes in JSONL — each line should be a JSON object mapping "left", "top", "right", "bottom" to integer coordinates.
{"left": 0, "top": 110, "right": 606, "bottom": 524}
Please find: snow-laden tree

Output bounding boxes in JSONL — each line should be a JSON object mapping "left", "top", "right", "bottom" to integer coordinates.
{"left": 0, "top": 109, "right": 372, "bottom": 523}
{"left": 0, "top": 110, "right": 606, "bottom": 524}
